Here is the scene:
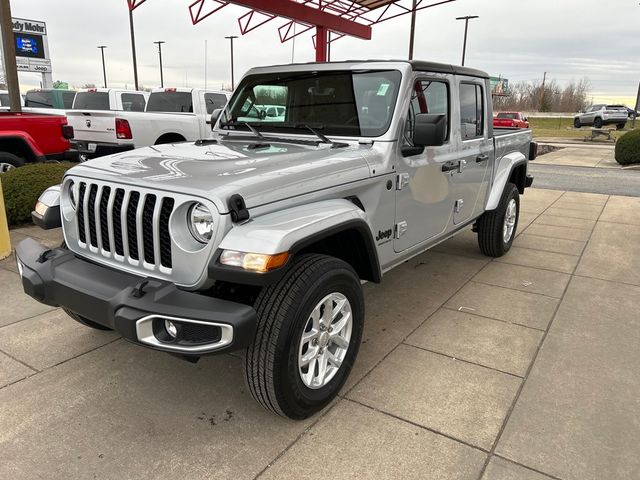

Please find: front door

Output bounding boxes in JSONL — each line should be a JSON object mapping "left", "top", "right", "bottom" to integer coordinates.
{"left": 451, "top": 80, "right": 492, "bottom": 225}
{"left": 394, "top": 76, "right": 459, "bottom": 253}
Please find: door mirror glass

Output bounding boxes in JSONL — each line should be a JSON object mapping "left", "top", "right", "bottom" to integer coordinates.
{"left": 413, "top": 113, "right": 447, "bottom": 147}
{"left": 210, "top": 108, "right": 222, "bottom": 129}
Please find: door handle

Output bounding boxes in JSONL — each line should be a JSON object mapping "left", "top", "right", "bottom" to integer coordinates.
{"left": 442, "top": 162, "right": 458, "bottom": 172}
{"left": 476, "top": 154, "right": 489, "bottom": 163}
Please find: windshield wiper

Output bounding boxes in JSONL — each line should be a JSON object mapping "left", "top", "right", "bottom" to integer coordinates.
{"left": 300, "top": 124, "right": 348, "bottom": 149}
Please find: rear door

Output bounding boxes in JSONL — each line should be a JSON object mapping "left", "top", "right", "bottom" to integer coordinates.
{"left": 451, "top": 79, "right": 493, "bottom": 224}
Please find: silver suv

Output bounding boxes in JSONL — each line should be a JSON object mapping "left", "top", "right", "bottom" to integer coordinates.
{"left": 574, "top": 104, "right": 628, "bottom": 130}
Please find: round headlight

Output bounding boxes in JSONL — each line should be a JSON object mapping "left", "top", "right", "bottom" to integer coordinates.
{"left": 68, "top": 181, "right": 76, "bottom": 209}
{"left": 188, "top": 203, "right": 214, "bottom": 243}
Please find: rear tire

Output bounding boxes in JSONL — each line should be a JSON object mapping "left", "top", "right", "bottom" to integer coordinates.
{"left": 245, "top": 254, "right": 364, "bottom": 419}
{"left": 0, "top": 152, "right": 24, "bottom": 173}
{"left": 616, "top": 123, "right": 626, "bottom": 130}
{"left": 477, "top": 183, "right": 520, "bottom": 257}
{"left": 573, "top": 118, "right": 581, "bottom": 128}
{"left": 593, "top": 117, "right": 603, "bottom": 128}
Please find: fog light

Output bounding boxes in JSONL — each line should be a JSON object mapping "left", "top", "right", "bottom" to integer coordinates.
{"left": 165, "top": 319, "right": 178, "bottom": 338}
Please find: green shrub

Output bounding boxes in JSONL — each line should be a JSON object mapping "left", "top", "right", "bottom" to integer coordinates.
{"left": 1, "top": 162, "right": 75, "bottom": 227}
{"left": 615, "top": 129, "right": 640, "bottom": 165}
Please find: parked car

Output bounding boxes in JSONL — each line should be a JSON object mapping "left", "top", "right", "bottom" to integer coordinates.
{"left": 625, "top": 107, "right": 639, "bottom": 119}
{"left": 0, "top": 90, "right": 25, "bottom": 109}
{"left": 23, "top": 89, "right": 76, "bottom": 115}
{"left": 72, "top": 88, "right": 148, "bottom": 112}
{"left": 17, "top": 59, "right": 535, "bottom": 419}
{"left": 66, "top": 88, "right": 230, "bottom": 159}
{"left": 574, "top": 104, "right": 628, "bottom": 130}
{"left": 0, "top": 112, "right": 75, "bottom": 172}
{"left": 493, "top": 111, "right": 529, "bottom": 129}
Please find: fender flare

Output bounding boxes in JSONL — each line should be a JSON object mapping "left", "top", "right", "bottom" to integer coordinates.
{"left": 485, "top": 151, "right": 527, "bottom": 211}
{"left": 0, "top": 131, "right": 44, "bottom": 161}
{"left": 210, "top": 198, "right": 381, "bottom": 286}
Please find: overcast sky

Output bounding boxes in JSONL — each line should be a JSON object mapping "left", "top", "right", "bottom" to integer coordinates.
{"left": 9, "top": 0, "right": 640, "bottom": 104}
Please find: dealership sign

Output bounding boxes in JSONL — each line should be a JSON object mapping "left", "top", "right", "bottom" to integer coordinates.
{"left": 11, "top": 17, "right": 52, "bottom": 74}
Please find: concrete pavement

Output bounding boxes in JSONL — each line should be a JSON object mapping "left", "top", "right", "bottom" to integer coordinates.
{"left": 1, "top": 189, "right": 639, "bottom": 479}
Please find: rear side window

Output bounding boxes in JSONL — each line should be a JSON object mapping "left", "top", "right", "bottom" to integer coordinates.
{"left": 0, "top": 94, "right": 9, "bottom": 106}
{"left": 460, "top": 83, "right": 484, "bottom": 140}
{"left": 204, "top": 93, "right": 228, "bottom": 114}
{"left": 25, "top": 91, "right": 55, "bottom": 108}
{"left": 122, "top": 93, "right": 146, "bottom": 112}
{"left": 146, "top": 92, "right": 193, "bottom": 113}
{"left": 62, "top": 92, "right": 76, "bottom": 109}
{"left": 73, "top": 92, "right": 109, "bottom": 110}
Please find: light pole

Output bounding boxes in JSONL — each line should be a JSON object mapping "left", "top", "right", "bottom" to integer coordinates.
{"left": 408, "top": 0, "right": 417, "bottom": 60}
{"left": 154, "top": 41, "right": 165, "bottom": 88}
{"left": 224, "top": 35, "right": 238, "bottom": 90}
{"left": 456, "top": 15, "right": 479, "bottom": 66}
{"left": 97, "top": 46, "right": 107, "bottom": 88}
{"left": 129, "top": 7, "right": 139, "bottom": 90}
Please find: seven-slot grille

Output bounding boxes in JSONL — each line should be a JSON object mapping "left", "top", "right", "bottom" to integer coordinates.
{"left": 75, "top": 181, "right": 175, "bottom": 270}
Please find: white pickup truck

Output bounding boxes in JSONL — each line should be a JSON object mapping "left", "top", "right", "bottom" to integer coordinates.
{"left": 67, "top": 88, "right": 230, "bottom": 159}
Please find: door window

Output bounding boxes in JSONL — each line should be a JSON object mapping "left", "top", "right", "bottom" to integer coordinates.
{"left": 460, "top": 83, "right": 484, "bottom": 140}
{"left": 406, "top": 80, "right": 449, "bottom": 142}
{"left": 204, "top": 93, "right": 228, "bottom": 114}
{"left": 122, "top": 93, "right": 146, "bottom": 112}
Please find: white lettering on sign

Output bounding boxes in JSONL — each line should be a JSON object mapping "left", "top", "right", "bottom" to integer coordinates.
{"left": 12, "top": 18, "right": 47, "bottom": 35}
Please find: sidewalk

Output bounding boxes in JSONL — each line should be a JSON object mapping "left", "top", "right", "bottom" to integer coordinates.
{"left": 534, "top": 143, "right": 619, "bottom": 169}
{"left": 1, "top": 189, "right": 639, "bottom": 480}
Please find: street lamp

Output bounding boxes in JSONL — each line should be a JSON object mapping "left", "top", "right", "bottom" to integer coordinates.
{"left": 224, "top": 35, "right": 238, "bottom": 91}
{"left": 455, "top": 15, "right": 479, "bottom": 66}
{"left": 97, "top": 45, "right": 107, "bottom": 88}
{"left": 128, "top": 6, "right": 139, "bottom": 90}
{"left": 154, "top": 41, "right": 166, "bottom": 88}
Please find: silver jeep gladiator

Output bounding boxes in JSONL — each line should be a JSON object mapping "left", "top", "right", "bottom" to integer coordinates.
{"left": 17, "top": 60, "right": 535, "bottom": 419}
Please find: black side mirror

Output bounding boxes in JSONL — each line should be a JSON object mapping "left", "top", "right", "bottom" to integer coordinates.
{"left": 210, "top": 108, "right": 222, "bottom": 130}
{"left": 413, "top": 113, "right": 447, "bottom": 147}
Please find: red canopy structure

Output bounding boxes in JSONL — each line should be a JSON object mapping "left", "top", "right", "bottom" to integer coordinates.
{"left": 187, "top": 0, "right": 457, "bottom": 62}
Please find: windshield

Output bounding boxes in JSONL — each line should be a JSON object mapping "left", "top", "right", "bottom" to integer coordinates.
{"left": 220, "top": 69, "right": 402, "bottom": 137}
{"left": 497, "top": 112, "right": 518, "bottom": 119}
{"left": 25, "top": 91, "right": 55, "bottom": 108}
{"left": 146, "top": 92, "right": 193, "bottom": 112}
{"left": 606, "top": 105, "right": 626, "bottom": 111}
{"left": 73, "top": 92, "right": 110, "bottom": 110}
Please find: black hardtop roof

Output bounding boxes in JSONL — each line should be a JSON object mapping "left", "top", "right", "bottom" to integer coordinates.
{"left": 256, "top": 59, "right": 489, "bottom": 79}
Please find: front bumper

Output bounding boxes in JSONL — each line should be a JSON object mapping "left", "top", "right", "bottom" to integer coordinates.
{"left": 71, "top": 140, "right": 134, "bottom": 160}
{"left": 15, "top": 238, "right": 257, "bottom": 356}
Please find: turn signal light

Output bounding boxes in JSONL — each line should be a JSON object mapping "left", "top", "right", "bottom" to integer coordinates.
{"left": 220, "top": 250, "right": 289, "bottom": 273}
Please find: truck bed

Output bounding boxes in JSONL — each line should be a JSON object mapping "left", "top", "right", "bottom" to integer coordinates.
{"left": 493, "top": 127, "right": 533, "bottom": 163}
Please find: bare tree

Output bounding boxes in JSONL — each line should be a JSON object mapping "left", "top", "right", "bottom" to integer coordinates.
{"left": 493, "top": 77, "right": 590, "bottom": 113}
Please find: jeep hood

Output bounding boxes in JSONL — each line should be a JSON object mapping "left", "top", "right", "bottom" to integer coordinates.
{"left": 67, "top": 139, "right": 373, "bottom": 213}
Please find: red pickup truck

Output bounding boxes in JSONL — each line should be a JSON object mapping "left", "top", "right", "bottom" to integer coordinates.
{"left": 0, "top": 112, "right": 75, "bottom": 173}
{"left": 493, "top": 112, "right": 530, "bottom": 129}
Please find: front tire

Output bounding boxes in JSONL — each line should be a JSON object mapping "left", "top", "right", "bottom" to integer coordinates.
{"left": 616, "top": 123, "right": 626, "bottom": 130}
{"left": 62, "top": 308, "right": 113, "bottom": 331}
{"left": 593, "top": 117, "right": 603, "bottom": 128}
{"left": 0, "top": 152, "right": 24, "bottom": 173}
{"left": 477, "top": 183, "right": 520, "bottom": 257}
{"left": 245, "top": 254, "right": 364, "bottom": 419}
